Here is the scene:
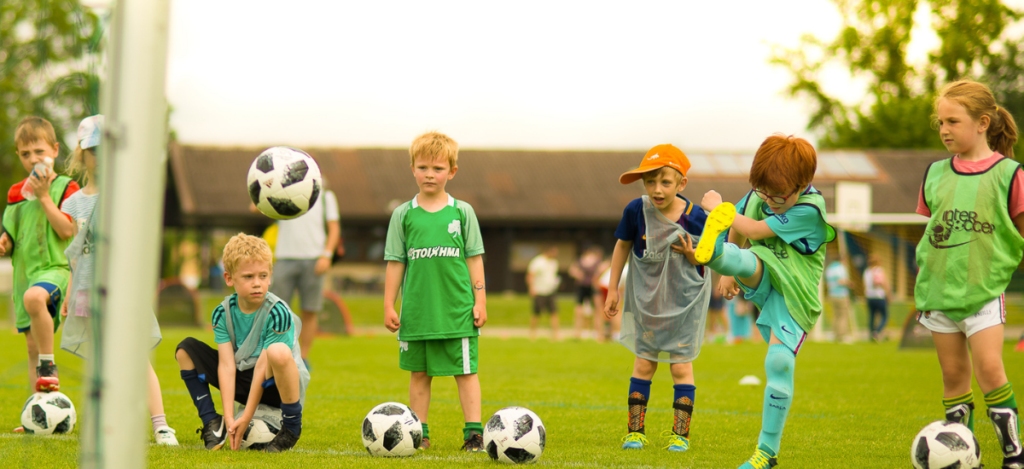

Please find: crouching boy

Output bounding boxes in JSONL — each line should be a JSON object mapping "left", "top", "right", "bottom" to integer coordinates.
{"left": 175, "top": 233, "right": 311, "bottom": 452}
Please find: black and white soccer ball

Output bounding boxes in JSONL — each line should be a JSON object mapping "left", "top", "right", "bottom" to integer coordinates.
{"left": 911, "top": 420, "right": 981, "bottom": 469}
{"left": 362, "top": 402, "right": 422, "bottom": 457}
{"left": 20, "top": 392, "right": 76, "bottom": 435}
{"left": 484, "top": 407, "right": 546, "bottom": 464}
{"left": 247, "top": 146, "right": 322, "bottom": 220}
{"left": 234, "top": 404, "right": 281, "bottom": 450}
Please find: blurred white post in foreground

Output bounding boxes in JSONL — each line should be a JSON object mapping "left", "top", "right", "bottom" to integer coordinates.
{"left": 86, "top": 0, "right": 170, "bottom": 467}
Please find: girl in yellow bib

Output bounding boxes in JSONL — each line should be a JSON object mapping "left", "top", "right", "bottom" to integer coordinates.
{"left": 915, "top": 80, "right": 1023, "bottom": 469}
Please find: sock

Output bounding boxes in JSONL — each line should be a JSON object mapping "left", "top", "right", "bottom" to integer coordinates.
{"left": 985, "top": 383, "right": 1022, "bottom": 459}
{"left": 180, "top": 369, "right": 217, "bottom": 425}
{"left": 38, "top": 354, "right": 55, "bottom": 365}
{"left": 463, "top": 422, "right": 483, "bottom": 440}
{"left": 943, "top": 391, "right": 975, "bottom": 432}
{"left": 151, "top": 414, "right": 168, "bottom": 433}
{"left": 707, "top": 243, "right": 758, "bottom": 279}
{"left": 628, "top": 377, "right": 652, "bottom": 434}
{"left": 281, "top": 401, "right": 302, "bottom": 437}
{"left": 422, "top": 423, "right": 430, "bottom": 440}
{"left": 672, "top": 384, "right": 696, "bottom": 437}
{"left": 758, "top": 344, "right": 795, "bottom": 456}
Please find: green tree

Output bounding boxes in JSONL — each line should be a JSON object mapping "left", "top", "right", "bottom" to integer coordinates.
{"left": 772, "top": 0, "right": 1023, "bottom": 157}
{"left": 0, "top": 0, "right": 101, "bottom": 216}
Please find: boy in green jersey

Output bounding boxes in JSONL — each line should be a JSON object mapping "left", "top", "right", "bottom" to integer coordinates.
{"left": 384, "top": 131, "right": 488, "bottom": 452}
{"left": 684, "top": 134, "right": 835, "bottom": 469}
{"left": 175, "top": 234, "right": 309, "bottom": 452}
{"left": 0, "top": 117, "right": 79, "bottom": 407}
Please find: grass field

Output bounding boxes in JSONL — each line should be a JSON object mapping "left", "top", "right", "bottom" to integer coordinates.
{"left": 1, "top": 295, "right": 1023, "bottom": 468}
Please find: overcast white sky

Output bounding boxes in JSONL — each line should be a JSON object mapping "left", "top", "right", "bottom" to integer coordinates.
{"left": 164, "top": 1, "right": 1022, "bottom": 152}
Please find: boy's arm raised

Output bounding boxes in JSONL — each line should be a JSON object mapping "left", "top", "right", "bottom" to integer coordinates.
{"left": 467, "top": 254, "right": 487, "bottom": 327}
{"left": 383, "top": 261, "right": 405, "bottom": 332}
{"left": 604, "top": 239, "right": 632, "bottom": 319}
{"left": 32, "top": 173, "right": 75, "bottom": 240}
{"left": 700, "top": 190, "right": 775, "bottom": 241}
{"left": 217, "top": 342, "right": 238, "bottom": 435}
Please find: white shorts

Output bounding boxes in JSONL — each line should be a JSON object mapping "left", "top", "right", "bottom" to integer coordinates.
{"left": 917, "top": 294, "right": 1006, "bottom": 338}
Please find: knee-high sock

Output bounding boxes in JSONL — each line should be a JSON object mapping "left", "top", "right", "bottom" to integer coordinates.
{"left": 985, "top": 383, "right": 1022, "bottom": 459}
{"left": 943, "top": 391, "right": 975, "bottom": 432}
{"left": 180, "top": 369, "right": 217, "bottom": 425}
{"left": 672, "top": 384, "right": 696, "bottom": 437}
{"left": 758, "top": 344, "right": 795, "bottom": 456}
{"left": 628, "top": 377, "right": 651, "bottom": 434}
{"left": 281, "top": 401, "right": 303, "bottom": 437}
{"left": 707, "top": 243, "right": 758, "bottom": 279}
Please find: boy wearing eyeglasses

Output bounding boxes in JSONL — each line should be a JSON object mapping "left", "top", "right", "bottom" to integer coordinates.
{"left": 679, "top": 134, "right": 835, "bottom": 469}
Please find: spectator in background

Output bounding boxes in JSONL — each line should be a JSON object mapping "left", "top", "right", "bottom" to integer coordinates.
{"left": 726, "top": 296, "right": 753, "bottom": 343}
{"left": 863, "top": 254, "right": 890, "bottom": 342}
{"left": 594, "top": 259, "right": 625, "bottom": 343}
{"left": 260, "top": 176, "right": 341, "bottom": 368}
{"left": 569, "top": 246, "right": 603, "bottom": 340}
{"left": 527, "top": 245, "right": 561, "bottom": 341}
{"left": 705, "top": 273, "right": 727, "bottom": 344}
{"left": 824, "top": 257, "right": 853, "bottom": 343}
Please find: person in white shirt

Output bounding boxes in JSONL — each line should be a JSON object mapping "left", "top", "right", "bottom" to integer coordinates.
{"left": 270, "top": 185, "right": 340, "bottom": 366}
{"left": 527, "top": 245, "right": 561, "bottom": 341}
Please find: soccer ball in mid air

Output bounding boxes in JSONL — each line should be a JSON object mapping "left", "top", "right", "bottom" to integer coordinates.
{"left": 484, "top": 407, "right": 546, "bottom": 464}
{"left": 911, "top": 420, "right": 980, "bottom": 469}
{"left": 20, "top": 392, "right": 76, "bottom": 435}
{"left": 247, "top": 146, "right": 322, "bottom": 219}
{"left": 234, "top": 405, "right": 282, "bottom": 450}
{"left": 362, "top": 402, "right": 422, "bottom": 457}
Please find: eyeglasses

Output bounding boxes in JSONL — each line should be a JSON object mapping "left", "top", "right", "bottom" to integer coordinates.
{"left": 753, "top": 188, "right": 800, "bottom": 205}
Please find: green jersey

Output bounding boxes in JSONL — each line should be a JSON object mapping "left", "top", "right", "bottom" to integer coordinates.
{"left": 3, "top": 175, "right": 78, "bottom": 329}
{"left": 384, "top": 194, "right": 484, "bottom": 341}
{"left": 741, "top": 188, "right": 836, "bottom": 333}
{"left": 915, "top": 157, "right": 1024, "bottom": 320}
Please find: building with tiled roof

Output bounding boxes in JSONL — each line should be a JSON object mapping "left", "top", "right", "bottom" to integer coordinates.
{"left": 165, "top": 143, "right": 948, "bottom": 295}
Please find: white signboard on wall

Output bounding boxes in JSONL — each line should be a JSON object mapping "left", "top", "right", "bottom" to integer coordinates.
{"left": 835, "top": 181, "right": 873, "bottom": 232}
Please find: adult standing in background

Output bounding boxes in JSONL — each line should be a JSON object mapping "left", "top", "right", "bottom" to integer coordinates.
{"left": 568, "top": 246, "right": 602, "bottom": 340}
{"left": 269, "top": 179, "right": 341, "bottom": 368}
{"left": 863, "top": 254, "right": 890, "bottom": 342}
{"left": 527, "top": 245, "right": 561, "bottom": 341}
{"left": 824, "top": 257, "right": 853, "bottom": 343}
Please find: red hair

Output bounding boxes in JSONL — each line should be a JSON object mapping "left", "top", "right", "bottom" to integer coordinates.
{"left": 748, "top": 134, "right": 817, "bottom": 193}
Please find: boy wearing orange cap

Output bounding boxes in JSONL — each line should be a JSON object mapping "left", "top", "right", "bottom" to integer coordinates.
{"left": 604, "top": 144, "right": 712, "bottom": 452}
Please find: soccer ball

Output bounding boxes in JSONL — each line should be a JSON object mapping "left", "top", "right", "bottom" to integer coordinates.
{"left": 484, "top": 407, "right": 546, "bottom": 464}
{"left": 20, "top": 392, "right": 76, "bottom": 435}
{"left": 234, "top": 404, "right": 281, "bottom": 450}
{"left": 361, "top": 402, "right": 422, "bottom": 457}
{"left": 246, "top": 146, "right": 322, "bottom": 220}
{"left": 911, "top": 420, "right": 981, "bottom": 469}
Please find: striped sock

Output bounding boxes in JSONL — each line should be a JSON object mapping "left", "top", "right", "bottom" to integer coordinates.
{"left": 943, "top": 391, "right": 975, "bottom": 432}
{"left": 985, "top": 383, "right": 1022, "bottom": 459}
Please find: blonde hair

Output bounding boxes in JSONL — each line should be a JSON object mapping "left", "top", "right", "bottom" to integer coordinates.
{"left": 67, "top": 144, "right": 95, "bottom": 185}
{"left": 14, "top": 116, "right": 58, "bottom": 149}
{"left": 937, "top": 80, "right": 1019, "bottom": 159}
{"left": 222, "top": 233, "right": 273, "bottom": 274}
{"left": 409, "top": 131, "right": 458, "bottom": 168}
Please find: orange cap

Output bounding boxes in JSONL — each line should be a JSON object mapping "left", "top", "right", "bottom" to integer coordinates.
{"left": 618, "top": 144, "right": 691, "bottom": 184}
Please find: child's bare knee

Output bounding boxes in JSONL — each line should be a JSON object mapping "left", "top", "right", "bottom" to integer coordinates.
{"left": 174, "top": 348, "right": 193, "bottom": 368}
{"left": 266, "top": 343, "right": 293, "bottom": 365}
{"left": 22, "top": 288, "right": 48, "bottom": 314}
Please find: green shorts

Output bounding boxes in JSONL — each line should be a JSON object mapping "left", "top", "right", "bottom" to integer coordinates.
{"left": 399, "top": 337, "right": 478, "bottom": 377}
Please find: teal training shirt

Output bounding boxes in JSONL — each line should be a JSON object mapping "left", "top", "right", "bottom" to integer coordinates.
{"left": 212, "top": 294, "right": 296, "bottom": 358}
